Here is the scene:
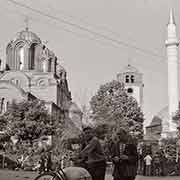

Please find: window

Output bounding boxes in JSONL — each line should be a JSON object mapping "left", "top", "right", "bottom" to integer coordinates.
{"left": 127, "top": 88, "right": 133, "bottom": 93}
{"left": 125, "top": 75, "right": 129, "bottom": 83}
{"left": 11, "top": 79, "right": 20, "bottom": 86}
{"left": 18, "top": 47, "right": 24, "bottom": 70}
{"left": 131, "top": 75, "right": 135, "bottom": 83}
{"left": 29, "top": 44, "right": 36, "bottom": 70}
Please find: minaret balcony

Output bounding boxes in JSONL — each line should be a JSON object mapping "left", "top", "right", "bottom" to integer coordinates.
{"left": 165, "top": 39, "right": 179, "bottom": 46}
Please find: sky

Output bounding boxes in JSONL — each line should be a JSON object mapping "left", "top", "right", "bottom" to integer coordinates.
{"left": 0, "top": 0, "right": 179, "bottom": 126}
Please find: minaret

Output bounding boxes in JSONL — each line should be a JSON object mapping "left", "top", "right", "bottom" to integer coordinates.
{"left": 165, "top": 8, "right": 179, "bottom": 134}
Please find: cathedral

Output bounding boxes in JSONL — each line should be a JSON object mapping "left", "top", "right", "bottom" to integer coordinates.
{"left": 0, "top": 27, "right": 82, "bottom": 130}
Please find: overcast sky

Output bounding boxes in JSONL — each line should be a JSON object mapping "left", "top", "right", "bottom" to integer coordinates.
{"left": 0, "top": 0, "right": 179, "bottom": 126}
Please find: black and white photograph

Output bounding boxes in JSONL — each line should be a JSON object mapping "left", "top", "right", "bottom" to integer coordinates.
{"left": 0, "top": 0, "right": 180, "bottom": 180}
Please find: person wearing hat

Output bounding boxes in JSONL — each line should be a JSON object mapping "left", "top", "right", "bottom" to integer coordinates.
{"left": 111, "top": 128, "right": 138, "bottom": 180}
{"left": 79, "top": 127, "right": 106, "bottom": 180}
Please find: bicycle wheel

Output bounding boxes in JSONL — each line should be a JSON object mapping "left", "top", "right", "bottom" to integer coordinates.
{"left": 34, "top": 172, "right": 60, "bottom": 180}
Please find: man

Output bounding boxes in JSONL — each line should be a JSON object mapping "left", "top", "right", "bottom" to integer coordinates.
{"left": 144, "top": 153, "right": 152, "bottom": 176}
{"left": 79, "top": 127, "right": 106, "bottom": 180}
{"left": 111, "top": 128, "right": 138, "bottom": 180}
{"left": 46, "top": 151, "right": 52, "bottom": 172}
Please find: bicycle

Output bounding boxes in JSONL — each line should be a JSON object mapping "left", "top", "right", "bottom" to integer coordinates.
{"left": 34, "top": 158, "right": 91, "bottom": 180}
{"left": 34, "top": 166, "right": 67, "bottom": 180}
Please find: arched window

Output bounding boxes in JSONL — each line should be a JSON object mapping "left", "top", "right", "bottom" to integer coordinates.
{"left": 6, "top": 44, "right": 13, "bottom": 69}
{"left": 0, "top": 98, "right": 4, "bottom": 113}
{"left": 131, "top": 75, "right": 135, "bottom": 83}
{"left": 127, "top": 88, "right": 133, "bottom": 93}
{"left": 29, "top": 44, "right": 36, "bottom": 70}
{"left": 11, "top": 78, "right": 20, "bottom": 87}
{"left": 16, "top": 46, "right": 25, "bottom": 70}
{"left": 48, "top": 59, "right": 52, "bottom": 72}
{"left": 125, "top": 75, "right": 129, "bottom": 83}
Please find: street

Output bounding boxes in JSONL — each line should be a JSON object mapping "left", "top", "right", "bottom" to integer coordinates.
{"left": 0, "top": 170, "right": 179, "bottom": 180}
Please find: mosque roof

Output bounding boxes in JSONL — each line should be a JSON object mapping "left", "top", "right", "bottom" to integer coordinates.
{"left": 12, "top": 28, "right": 41, "bottom": 43}
{"left": 146, "top": 116, "right": 162, "bottom": 128}
{"left": 156, "top": 105, "right": 168, "bottom": 118}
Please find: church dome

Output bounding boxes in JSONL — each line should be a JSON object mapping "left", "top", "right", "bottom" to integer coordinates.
{"left": 122, "top": 64, "right": 139, "bottom": 73}
{"left": 13, "top": 28, "right": 41, "bottom": 43}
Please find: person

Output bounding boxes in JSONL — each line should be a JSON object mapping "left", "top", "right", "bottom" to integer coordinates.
{"left": 153, "top": 152, "right": 160, "bottom": 176}
{"left": 144, "top": 153, "right": 152, "bottom": 176}
{"left": 79, "top": 127, "right": 106, "bottom": 180}
{"left": 46, "top": 151, "right": 52, "bottom": 172}
{"left": 39, "top": 149, "right": 46, "bottom": 174}
{"left": 111, "top": 128, "right": 138, "bottom": 180}
{"left": 159, "top": 149, "right": 166, "bottom": 176}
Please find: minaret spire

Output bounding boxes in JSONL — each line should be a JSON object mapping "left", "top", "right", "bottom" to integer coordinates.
{"left": 169, "top": 8, "right": 176, "bottom": 25}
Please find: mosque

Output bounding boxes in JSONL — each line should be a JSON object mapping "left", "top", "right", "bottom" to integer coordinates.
{"left": 0, "top": 26, "right": 83, "bottom": 136}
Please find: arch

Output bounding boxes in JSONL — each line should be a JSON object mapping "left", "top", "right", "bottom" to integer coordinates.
{"left": 0, "top": 80, "right": 27, "bottom": 97}
{"left": 6, "top": 43, "right": 13, "bottom": 69}
{"left": 127, "top": 87, "right": 133, "bottom": 93}
{"left": 14, "top": 41, "right": 26, "bottom": 70}
{"left": 29, "top": 43, "right": 38, "bottom": 70}
{"left": 0, "top": 71, "right": 30, "bottom": 91}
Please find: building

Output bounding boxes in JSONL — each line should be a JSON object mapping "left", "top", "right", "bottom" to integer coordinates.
{"left": 146, "top": 9, "right": 179, "bottom": 140}
{"left": 117, "top": 64, "right": 144, "bottom": 107}
{"left": 0, "top": 27, "right": 82, "bottom": 129}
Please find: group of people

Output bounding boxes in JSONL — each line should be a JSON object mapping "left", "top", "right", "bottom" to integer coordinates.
{"left": 143, "top": 150, "right": 166, "bottom": 176}
{"left": 38, "top": 127, "right": 138, "bottom": 180}
{"left": 73, "top": 127, "right": 138, "bottom": 180}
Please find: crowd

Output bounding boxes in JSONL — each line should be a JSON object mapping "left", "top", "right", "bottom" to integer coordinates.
{"left": 138, "top": 147, "right": 180, "bottom": 176}
{"left": 7, "top": 125, "right": 180, "bottom": 180}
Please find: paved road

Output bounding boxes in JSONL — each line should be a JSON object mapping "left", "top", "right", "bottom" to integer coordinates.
{"left": 0, "top": 170, "right": 179, "bottom": 180}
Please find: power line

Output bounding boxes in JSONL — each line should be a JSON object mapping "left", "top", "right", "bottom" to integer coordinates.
{"left": 3, "top": 0, "right": 180, "bottom": 76}
{"left": 0, "top": 2, "right": 169, "bottom": 76}
{"left": 6, "top": 0, "right": 166, "bottom": 60}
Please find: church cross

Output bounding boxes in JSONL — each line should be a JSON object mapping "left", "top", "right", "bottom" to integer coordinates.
{"left": 24, "top": 16, "right": 29, "bottom": 31}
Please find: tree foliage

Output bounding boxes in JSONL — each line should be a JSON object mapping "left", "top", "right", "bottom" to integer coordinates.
{"left": 90, "top": 80, "right": 144, "bottom": 139}
{"left": 1, "top": 100, "right": 63, "bottom": 144}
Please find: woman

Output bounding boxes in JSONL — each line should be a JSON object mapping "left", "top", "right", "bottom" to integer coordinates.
{"left": 111, "top": 128, "right": 138, "bottom": 180}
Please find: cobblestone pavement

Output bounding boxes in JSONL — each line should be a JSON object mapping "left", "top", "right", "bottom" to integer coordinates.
{"left": 0, "top": 170, "right": 179, "bottom": 180}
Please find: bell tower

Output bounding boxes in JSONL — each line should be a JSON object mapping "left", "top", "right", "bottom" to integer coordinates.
{"left": 117, "top": 64, "right": 144, "bottom": 107}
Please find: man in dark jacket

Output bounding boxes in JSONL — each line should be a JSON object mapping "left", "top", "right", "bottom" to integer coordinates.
{"left": 111, "top": 128, "right": 138, "bottom": 180}
{"left": 79, "top": 127, "right": 106, "bottom": 180}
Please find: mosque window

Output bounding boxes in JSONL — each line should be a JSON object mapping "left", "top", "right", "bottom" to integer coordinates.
{"left": 131, "top": 75, "right": 135, "bottom": 83}
{"left": 125, "top": 75, "right": 129, "bottom": 83}
{"left": 127, "top": 88, "right": 133, "bottom": 93}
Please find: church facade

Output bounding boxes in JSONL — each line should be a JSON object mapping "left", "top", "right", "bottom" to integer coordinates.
{"left": 0, "top": 27, "right": 76, "bottom": 124}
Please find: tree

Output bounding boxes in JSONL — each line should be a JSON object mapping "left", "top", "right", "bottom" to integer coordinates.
{"left": 1, "top": 100, "right": 63, "bottom": 145}
{"left": 90, "top": 80, "right": 144, "bottom": 139}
